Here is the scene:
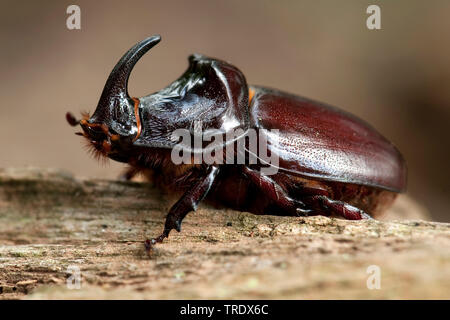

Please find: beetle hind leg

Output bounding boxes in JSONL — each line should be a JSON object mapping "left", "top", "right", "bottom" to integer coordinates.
{"left": 242, "top": 167, "right": 372, "bottom": 220}
{"left": 302, "top": 195, "right": 372, "bottom": 220}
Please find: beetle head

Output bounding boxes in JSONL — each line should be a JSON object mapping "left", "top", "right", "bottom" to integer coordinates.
{"left": 67, "top": 35, "right": 161, "bottom": 162}
{"left": 68, "top": 35, "right": 250, "bottom": 162}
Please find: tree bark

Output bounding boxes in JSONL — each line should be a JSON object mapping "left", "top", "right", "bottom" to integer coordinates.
{"left": 0, "top": 168, "right": 448, "bottom": 299}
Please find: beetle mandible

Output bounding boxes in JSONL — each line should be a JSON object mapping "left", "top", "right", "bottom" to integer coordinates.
{"left": 67, "top": 35, "right": 407, "bottom": 251}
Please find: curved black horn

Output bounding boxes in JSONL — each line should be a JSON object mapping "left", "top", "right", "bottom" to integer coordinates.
{"left": 97, "top": 35, "right": 161, "bottom": 106}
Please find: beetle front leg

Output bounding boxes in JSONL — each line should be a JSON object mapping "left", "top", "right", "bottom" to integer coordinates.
{"left": 119, "top": 166, "right": 139, "bottom": 181}
{"left": 145, "top": 166, "right": 220, "bottom": 251}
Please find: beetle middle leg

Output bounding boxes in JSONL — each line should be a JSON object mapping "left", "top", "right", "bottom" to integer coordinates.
{"left": 241, "top": 167, "right": 311, "bottom": 216}
{"left": 145, "top": 165, "right": 220, "bottom": 251}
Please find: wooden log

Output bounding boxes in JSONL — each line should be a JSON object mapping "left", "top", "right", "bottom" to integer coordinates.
{"left": 0, "top": 168, "right": 448, "bottom": 299}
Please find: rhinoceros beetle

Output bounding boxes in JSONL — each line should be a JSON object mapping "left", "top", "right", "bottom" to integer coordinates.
{"left": 67, "top": 35, "right": 407, "bottom": 251}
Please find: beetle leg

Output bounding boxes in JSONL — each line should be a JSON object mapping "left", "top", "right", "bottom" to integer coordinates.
{"left": 303, "top": 195, "right": 372, "bottom": 220}
{"left": 145, "top": 166, "right": 220, "bottom": 251}
{"left": 242, "top": 167, "right": 309, "bottom": 216}
{"left": 119, "top": 166, "right": 139, "bottom": 181}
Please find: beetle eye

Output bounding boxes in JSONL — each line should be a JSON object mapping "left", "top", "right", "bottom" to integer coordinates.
{"left": 83, "top": 126, "right": 107, "bottom": 141}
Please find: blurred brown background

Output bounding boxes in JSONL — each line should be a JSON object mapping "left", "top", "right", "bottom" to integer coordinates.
{"left": 0, "top": 0, "right": 449, "bottom": 221}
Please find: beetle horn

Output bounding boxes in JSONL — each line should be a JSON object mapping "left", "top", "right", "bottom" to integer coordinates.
{"left": 94, "top": 35, "right": 161, "bottom": 119}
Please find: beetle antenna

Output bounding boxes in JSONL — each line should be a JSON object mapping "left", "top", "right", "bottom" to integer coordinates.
{"left": 66, "top": 112, "right": 80, "bottom": 127}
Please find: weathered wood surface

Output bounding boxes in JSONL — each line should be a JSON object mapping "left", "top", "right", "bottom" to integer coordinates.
{"left": 0, "top": 167, "right": 448, "bottom": 299}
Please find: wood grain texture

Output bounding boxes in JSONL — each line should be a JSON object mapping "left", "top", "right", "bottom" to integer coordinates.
{"left": 0, "top": 168, "right": 448, "bottom": 300}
